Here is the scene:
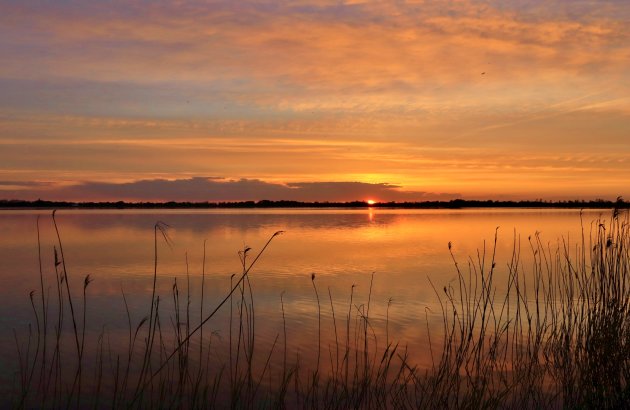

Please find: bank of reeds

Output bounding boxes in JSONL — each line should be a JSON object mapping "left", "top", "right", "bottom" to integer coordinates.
{"left": 9, "top": 209, "right": 630, "bottom": 408}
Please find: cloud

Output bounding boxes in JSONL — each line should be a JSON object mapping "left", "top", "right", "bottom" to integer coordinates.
{"left": 2, "top": 0, "right": 628, "bottom": 131}
{"left": 0, "top": 180, "right": 52, "bottom": 187}
{"left": 1, "top": 108, "right": 628, "bottom": 201}
{"left": 0, "top": 177, "right": 460, "bottom": 202}
{"left": 2, "top": 0, "right": 628, "bottom": 114}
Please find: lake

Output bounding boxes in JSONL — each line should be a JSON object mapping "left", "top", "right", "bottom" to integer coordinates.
{"left": 0, "top": 208, "right": 615, "bottom": 405}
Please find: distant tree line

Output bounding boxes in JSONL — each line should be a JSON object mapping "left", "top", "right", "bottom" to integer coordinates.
{"left": 0, "top": 197, "right": 627, "bottom": 209}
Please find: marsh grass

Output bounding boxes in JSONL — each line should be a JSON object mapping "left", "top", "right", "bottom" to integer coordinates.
{"left": 9, "top": 209, "right": 630, "bottom": 408}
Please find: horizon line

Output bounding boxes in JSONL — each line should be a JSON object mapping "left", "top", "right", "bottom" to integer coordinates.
{"left": 1, "top": 198, "right": 627, "bottom": 210}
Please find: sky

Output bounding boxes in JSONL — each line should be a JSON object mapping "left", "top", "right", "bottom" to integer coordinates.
{"left": 1, "top": 0, "right": 629, "bottom": 202}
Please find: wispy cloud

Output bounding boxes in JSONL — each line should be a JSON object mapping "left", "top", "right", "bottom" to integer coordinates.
{"left": 2, "top": 1, "right": 628, "bottom": 106}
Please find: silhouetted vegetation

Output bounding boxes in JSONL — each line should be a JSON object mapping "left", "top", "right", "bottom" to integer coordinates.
{"left": 8, "top": 209, "right": 630, "bottom": 408}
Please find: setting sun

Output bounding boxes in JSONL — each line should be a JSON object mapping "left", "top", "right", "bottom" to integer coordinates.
{"left": 367, "top": 199, "right": 376, "bottom": 205}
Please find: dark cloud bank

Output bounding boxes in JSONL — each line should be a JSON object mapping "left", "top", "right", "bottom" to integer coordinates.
{"left": 1, "top": 177, "right": 460, "bottom": 202}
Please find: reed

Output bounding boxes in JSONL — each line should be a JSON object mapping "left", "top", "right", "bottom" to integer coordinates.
{"left": 9, "top": 209, "right": 630, "bottom": 408}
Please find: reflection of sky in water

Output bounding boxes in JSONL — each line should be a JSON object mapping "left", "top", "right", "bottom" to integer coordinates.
{"left": 0, "top": 208, "right": 614, "bottom": 399}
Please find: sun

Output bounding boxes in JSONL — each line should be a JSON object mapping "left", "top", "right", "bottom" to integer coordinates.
{"left": 366, "top": 199, "right": 376, "bottom": 205}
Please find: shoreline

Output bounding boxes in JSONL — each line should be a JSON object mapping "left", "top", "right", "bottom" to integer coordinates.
{"left": 1, "top": 198, "right": 627, "bottom": 211}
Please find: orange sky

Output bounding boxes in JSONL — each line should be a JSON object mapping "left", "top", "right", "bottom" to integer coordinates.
{"left": 1, "top": 1, "right": 629, "bottom": 201}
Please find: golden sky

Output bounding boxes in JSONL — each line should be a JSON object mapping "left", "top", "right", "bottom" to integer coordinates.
{"left": 1, "top": 0, "right": 629, "bottom": 201}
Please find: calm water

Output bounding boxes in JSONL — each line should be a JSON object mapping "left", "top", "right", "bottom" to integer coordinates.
{"left": 0, "top": 208, "right": 613, "bottom": 400}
